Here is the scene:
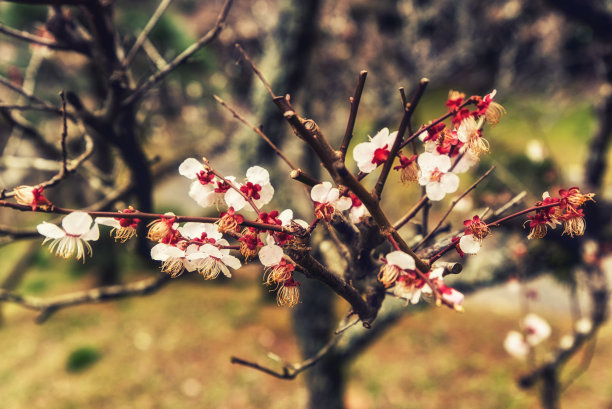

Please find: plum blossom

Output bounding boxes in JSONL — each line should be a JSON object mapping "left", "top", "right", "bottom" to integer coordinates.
{"left": 417, "top": 152, "right": 460, "bottom": 201}
{"left": 523, "top": 313, "right": 551, "bottom": 346}
{"left": 151, "top": 243, "right": 190, "bottom": 277}
{"left": 352, "top": 127, "right": 397, "bottom": 173}
{"left": 310, "top": 182, "right": 352, "bottom": 222}
{"left": 378, "top": 251, "right": 415, "bottom": 288}
{"left": 14, "top": 185, "right": 51, "bottom": 210}
{"left": 348, "top": 193, "right": 369, "bottom": 224}
{"left": 37, "top": 211, "right": 99, "bottom": 261}
{"left": 179, "top": 158, "right": 228, "bottom": 208}
{"left": 224, "top": 166, "right": 274, "bottom": 211}
{"left": 457, "top": 215, "right": 490, "bottom": 256}
{"left": 475, "top": 89, "right": 505, "bottom": 125}
{"left": 423, "top": 267, "right": 464, "bottom": 310}
{"left": 456, "top": 116, "right": 488, "bottom": 155}
{"left": 504, "top": 331, "right": 529, "bottom": 359}
{"left": 259, "top": 236, "right": 295, "bottom": 286}
{"left": 187, "top": 241, "right": 241, "bottom": 279}
{"left": 96, "top": 207, "right": 140, "bottom": 243}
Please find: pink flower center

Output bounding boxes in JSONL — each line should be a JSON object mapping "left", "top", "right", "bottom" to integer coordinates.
{"left": 215, "top": 181, "right": 231, "bottom": 193}
{"left": 197, "top": 171, "right": 215, "bottom": 185}
{"left": 372, "top": 145, "right": 390, "bottom": 165}
{"left": 241, "top": 182, "right": 262, "bottom": 200}
{"left": 429, "top": 168, "right": 444, "bottom": 182}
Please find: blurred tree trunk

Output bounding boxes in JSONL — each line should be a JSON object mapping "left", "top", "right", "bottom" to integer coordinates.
{"left": 241, "top": 1, "right": 352, "bottom": 408}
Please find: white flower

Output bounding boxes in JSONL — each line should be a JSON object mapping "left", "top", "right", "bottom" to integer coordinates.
{"left": 277, "top": 209, "right": 309, "bottom": 229}
{"left": 504, "top": 331, "right": 529, "bottom": 359}
{"left": 151, "top": 243, "right": 192, "bottom": 277}
{"left": 422, "top": 267, "right": 464, "bottom": 310}
{"left": 188, "top": 241, "right": 241, "bottom": 279}
{"left": 378, "top": 251, "right": 415, "bottom": 288}
{"left": 224, "top": 166, "right": 275, "bottom": 211}
{"left": 452, "top": 149, "right": 479, "bottom": 174}
{"left": 352, "top": 127, "right": 397, "bottom": 173}
{"left": 459, "top": 234, "right": 482, "bottom": 255}
{"left": 575, "top": 318, "right": 593, "bottom": 334}
{"left": 523, "top": 313, "right": 551, "bottom": 346}
{"left": 178, "top": 222, "right": 222, "bottom": 242}
{"left": 311, "top": 181, "right": 352, "bottom": 221}
{"left": 37, "top": 211, "right": 99, "bottom": 261}
{"left": 259, "top": 241, "right": 284, "bottom": 267}
{"left": 417, "top": 152, "right": 460, "bottom": 201}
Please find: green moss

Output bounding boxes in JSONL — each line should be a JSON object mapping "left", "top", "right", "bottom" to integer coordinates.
{"left": 66, "top": 346, "right": 102, "bottom": 373}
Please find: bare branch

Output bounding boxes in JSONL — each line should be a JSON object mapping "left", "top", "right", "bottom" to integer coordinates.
{"left": 231, "top": 328, "right": 342, "bottom": 380}
{"left": 340, "top": 71, "right": 367, "bottom": 161}
{"left": 235, "top": 43, "right": 276, "bottom": 98}
{"left": 0, "top": 23, "right": 77, "bottom": 52}
{"left": 213, "top": 95, "right": 299, "bottom": 171}
{"left": 414, "top": 166, "right": 495, "bottom": 250}
{"left": 0, "top": 274, "right": 171, "bottom": 323}
{"left": 124, "top": 0, "right": 174, "bottom": 67}
{"left": 124, "top": 0, "right": 233, "bottom": 106}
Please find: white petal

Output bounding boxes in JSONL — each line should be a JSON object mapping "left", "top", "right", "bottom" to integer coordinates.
{"left": 523, "top": 313, "right": 551, "bottom": 345}
{"left": 353, "top": 142, "right": 377, "bottom": 172}
{"left": 37, "top": 222, "right": 65, "bottom": 239}
{"left": 224, "top": 189, "right": 246, "bottom": 211}
{"left": 443, "top": 288, "right": 464, "bottom": 306}
{"left": 428, "top": 267, "right": 445, "bottom": 280}
{"left": 95, "top": 217, "right": 121, "bottom": 229}
{"left": 386, "top": 251, "right": 415, "bottom": 270}
{"left": 200, "top": 243, "right": 223, "bottom": 258}
{"left": 62, "top": 212, "right": 94, "bottom": 236}
{"left": 80, "top": 224, "right": 100, "bottom": 241}
{"left": 459, "top": 234, "right": 481, "bottom": 255}
{"left": 151, "top": 243, "right": 183, "bottom": 261}
{"left": 334, "top": 196, "right": 352, "bottom": 211}
{"left": 310, "top": 182, "right": 333, "bottom": 202}
{"left": 179, "top": 222, "right": 207, "bottom": 239}
{"left": 441, "top": 172, "right": 460, "bottom": 194}
{"left": 221, "top": 254, "right": 242, "bottom": 271}
{"left": 246, "top": 166, "right": 270, "bottom": 185}
{"left": 278, "top": 209, "right": 294, "bottom": 226}
{"left": 426, "top": 182, "right": 446, "bottom": 201}
{"left": 259, "top": 244, "right": 284, "bottom": 266}
{"left": 417, "top": 152, "right": 438, "bottom": 171}
{"left": 504, "top": 331, "right": 529, "bottom": 359}
{"left": 179, "top": 158, "right": 204, "bottom": 179}
{"left": 255, "top": 183, "right": 275, "bottom": 207}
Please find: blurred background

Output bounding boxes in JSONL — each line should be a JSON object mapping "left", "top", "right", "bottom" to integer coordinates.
{"left": 1, "top": 0, "right": 612, "bottom": 408}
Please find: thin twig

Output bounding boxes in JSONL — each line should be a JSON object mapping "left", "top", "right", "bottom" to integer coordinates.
{"left": 374, "top": 78, "right": 429, "bottom": 199}
{"left": 59, "top": 91, "right": 69, "bottom": 176}
{"left": 231, "top": 328, "right": 342, "bottom": 380}
{"left": 393, "top": 195, "right": 428, "bottom": 230}
{"left": 340, "top": 70, "right": 367, "bottom": 161}
{"left": 289, "top": 169, "right": 321, "bottom": 187}
{"left": 124, "top": 0, "right": 233, "bottom": 105}
{"left": 201, "top": 159, "right": 262, "bottom": 214}
{"left": 0, "top": 274, "right": 171, "bottom": 324}
{"left": 414, "top": 166, "right": 495, "bottom": 250}
{"left": 234, "top": 43, "right": 276, "bottom": 98}
{"left": 142, "top": 38, "right": 168, "bottom": 70}
{"left": 0, "top": 201, "right": 290, "bottom": 233}
{"left": 124, "top": 0, "right": 174, "bottom": 67}
{"left": 213, "top": 95, "right": 299, "bottom": 170}
{"left": 0, "top": 23, "right": 78, "bottom": 53}
{"left": 0, "top": 74, "right": 55, "bottom": 109}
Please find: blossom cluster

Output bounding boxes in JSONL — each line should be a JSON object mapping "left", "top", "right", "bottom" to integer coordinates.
{"left": 352, "top": 90, "right": 505, "bottom": 201}
{"left": 526, "top": 187, "right": 595, "bottom": 239}
{"left": 11, "top": 88, "right": 591, "bottom": 315}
